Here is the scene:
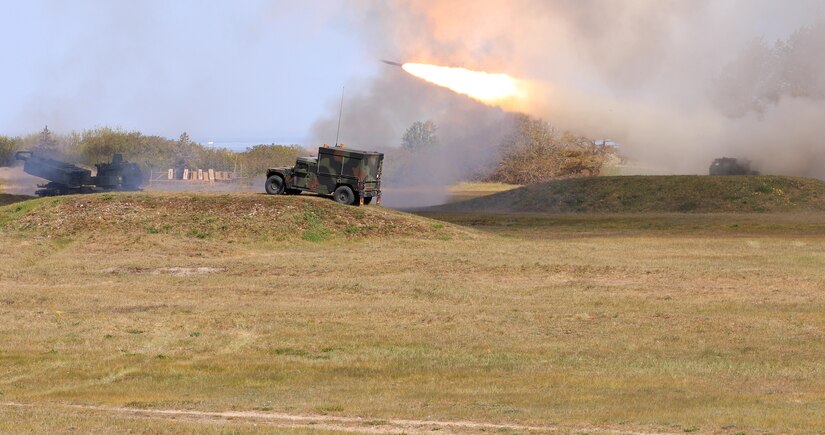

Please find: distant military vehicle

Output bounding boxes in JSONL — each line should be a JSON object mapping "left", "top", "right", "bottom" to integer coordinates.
{"left": 709, "top": 157, "right": 759, "bottom": 176}
{"left": 15, "top": 151, "right": 143, "bottom": 196}
{"left": 265, "top": 145, "right": 383, "bottom": 206}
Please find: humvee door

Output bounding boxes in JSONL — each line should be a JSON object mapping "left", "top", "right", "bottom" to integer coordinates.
{"left": 292, "top": 161, "right": 310, "bottom": 189}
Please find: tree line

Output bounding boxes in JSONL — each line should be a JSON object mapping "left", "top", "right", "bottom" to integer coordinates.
{"left": 0, "top": 127, "right": 303, "bottom": 180}
{"left": 713, "top": 21, "right": 825, "bottom": 117}
{"left": 2, "top": 115, "right": 617, "bottom": 186}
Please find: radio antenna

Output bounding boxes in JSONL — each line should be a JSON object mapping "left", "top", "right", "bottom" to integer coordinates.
{"left": 334, "top": 86, "right": 345, "bottom": 147}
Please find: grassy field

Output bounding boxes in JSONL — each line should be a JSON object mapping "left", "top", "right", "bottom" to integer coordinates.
{"left": 0, "top": 190, "right": 823, "bottom": 433}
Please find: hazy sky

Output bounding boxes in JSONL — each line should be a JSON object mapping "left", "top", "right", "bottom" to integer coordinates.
{"left": 0, "top": 0, "right": 374, "bottom": 144}
{"left": 1, "top": 0, "right": 821, "bottom": 154}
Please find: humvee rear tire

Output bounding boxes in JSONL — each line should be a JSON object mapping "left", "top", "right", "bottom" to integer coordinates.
{"left": 333, "top": 185, "right": 355, "bottom": 205}
{"left": 362, "top": 196, "right": 373, "bottom": 205}
{"left": 265, "top": 175, "right": 285, "bottom": 195}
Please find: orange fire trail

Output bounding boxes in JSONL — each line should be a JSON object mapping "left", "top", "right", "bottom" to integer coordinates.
{"left": 400, "top": 62, "right": 527, "bottom": 106}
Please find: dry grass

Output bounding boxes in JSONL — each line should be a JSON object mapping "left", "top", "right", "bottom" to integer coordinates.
{"left": 0, "top": 193, "right": 34, "bottom": 207}
{"left": 0, "top": 404, "right": 341, "bottom": 434}
{"left": 0, "top": 193, "right": 823, "bottom": 433}
{"left": 0, "top": 192, "right": 465, "bottom": 242}
{"left": 447, "top": 181, "right": 521, "bottom": 203}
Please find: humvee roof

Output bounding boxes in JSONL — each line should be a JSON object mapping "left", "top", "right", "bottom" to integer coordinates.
{"left": 317, "top": 147, "right": 383, "bottom": 158}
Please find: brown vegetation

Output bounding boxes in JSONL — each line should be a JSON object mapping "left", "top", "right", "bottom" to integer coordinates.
{"left": 485, "top": 114, "right": 616, "bottom": 184}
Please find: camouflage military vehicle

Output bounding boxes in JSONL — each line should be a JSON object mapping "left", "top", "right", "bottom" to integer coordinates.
{"left": 265, "top": 145, "right": 383, "bottom": 206}
{"left": 709, "top": 157, "right": 759, "bottom": 176}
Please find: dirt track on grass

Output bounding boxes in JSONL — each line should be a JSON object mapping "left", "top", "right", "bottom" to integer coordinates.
{"left": 0, "top": 402, "right": 680, "bottom": 434}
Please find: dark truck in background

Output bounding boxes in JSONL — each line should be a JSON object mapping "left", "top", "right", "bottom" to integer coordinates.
{"left": 265, "top": 145, "right": 383, "bottom": 206}
{"left": 15, "top": 151, "right": 143, "bottom": 197}
{"left": 709, "top": 157, "right": 760, "bottom": 176}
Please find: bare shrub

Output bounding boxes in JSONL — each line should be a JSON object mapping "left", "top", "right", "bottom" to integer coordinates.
{"left": 486, "top": 114, "right": 615, "bottom": 184}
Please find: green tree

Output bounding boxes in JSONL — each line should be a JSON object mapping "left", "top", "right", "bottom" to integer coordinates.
{"left": 194, "top": 146, "right": 235, "bottom": 172}
{"left": 237, "top": 144, "right": 304, "bottom": 179}
{"left": 0, "top": 135, "right": 20, "bottom": 166}
{"left": 401, "top": 120, "right": 439, "bottom": 151}
{"left": 174, "top": 132, "right": 195, "bottom": 168}
{"left": 34, "top": 126, "right": 58, "bottom": 154}
{"left": 712, "top": 38, "right": 781, "bottom": 117}
{"left": 76, "top": 127, "right": 143, "bottom": 163}
{"left": 713, "top": 22, "right": 825, "bottom": 117}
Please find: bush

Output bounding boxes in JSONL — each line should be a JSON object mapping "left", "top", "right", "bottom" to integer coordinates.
{"left": 237, "top": 144, "right": 305, "bottom": 179}
{"left": 74, "top": 128, "right": 236, "bottom": 174}
{"left": 485, "top": 114, "right": 616, "bottom": 185}
{"left": 0, "top": 135, "right": 20, "bottom": 166}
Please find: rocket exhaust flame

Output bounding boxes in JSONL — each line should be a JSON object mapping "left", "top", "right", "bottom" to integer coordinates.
{"left": 398, "top": 62, "right": 526, "bottom": 106}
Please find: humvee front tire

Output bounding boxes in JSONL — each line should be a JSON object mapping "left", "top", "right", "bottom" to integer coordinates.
{"left": 265, "top": 175, "right": 285, "bottom": 195}
{"left": 362, "top": 196, "right": 373, "bottom": 205}
{"left": 333, "top": 185, "right": 355, "bottom": 205}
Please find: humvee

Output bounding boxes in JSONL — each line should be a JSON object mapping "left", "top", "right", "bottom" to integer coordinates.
{"left": 265, "top": 145, "right": 383, "bottom": 206}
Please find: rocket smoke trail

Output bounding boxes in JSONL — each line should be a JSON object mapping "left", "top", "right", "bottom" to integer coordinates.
{"left": 311, "top": 1, "right": 825, "bottom": 207}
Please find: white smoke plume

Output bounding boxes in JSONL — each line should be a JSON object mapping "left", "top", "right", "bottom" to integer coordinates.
{"left": 312, "top": 0, "right": 825, "bottom": 206}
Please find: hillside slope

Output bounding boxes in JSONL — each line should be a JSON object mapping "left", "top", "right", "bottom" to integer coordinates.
{"left": 433, "top": 176, "right": 825, "bottom": 213}
{"left": 0, "top": 192, "right": 461, "bottom": 241}
{"left": 0, "top": 193, "right": 35, "bottom": 207}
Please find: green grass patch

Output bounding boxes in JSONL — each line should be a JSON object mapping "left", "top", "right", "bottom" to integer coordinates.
{"left": 433, "top": 176, "right": 825, "bottom": 214}
{"left": 300, "top": 211, "right": 333, "bottom": 242}
{"left": 187, "top": 228, "right": 209, "bottom": 239}
{"left": 0, "top": 197, "right": 47, "bottom": 226}
{"left": 272, "top": 347, "right": 332, "bottom": 360}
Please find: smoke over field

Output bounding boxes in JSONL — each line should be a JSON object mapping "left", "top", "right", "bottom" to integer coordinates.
{"left": 0, "top": 167, "right": 41, "bottom": 196}
{"left": 312, "top": 0, "right": 825, "bottom": 197}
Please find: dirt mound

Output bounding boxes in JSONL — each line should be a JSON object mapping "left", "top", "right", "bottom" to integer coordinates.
{"left": 0, "top": 192, "right": 462, "bottom": 241}
{"left": 432, "top": 176, "right": 825, "bottom": 213}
